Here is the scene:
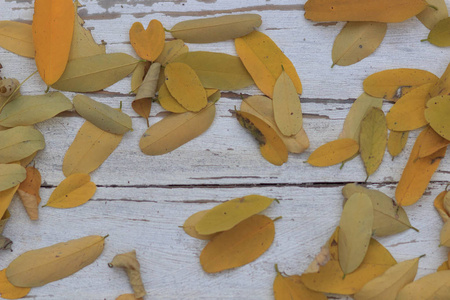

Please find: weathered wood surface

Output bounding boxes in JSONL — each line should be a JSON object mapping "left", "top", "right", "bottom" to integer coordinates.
{"left": 0, "top": 0, "right": 449, "bottom": 299}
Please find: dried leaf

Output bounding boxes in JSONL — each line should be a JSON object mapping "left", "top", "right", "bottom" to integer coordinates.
{"left": 444, "top": 192, "right": 450, "bottom": 215}
{"left": 0, "top": 235, "right": 12, "bottom": 251}
{"left": 386, "top": 83, "right": 434, "bottom": 131}
{"left": 170, "top": 14, "right": 262, "bottom": 43}
{"left": 396, "top": 270, "right": 450, "bottom": 300}
{"left": 135, "top": 62, "right": 160, "bottom": 101}
{"left": 0, "top": 21, "right": 34, "bottom": 58}
{"left": 52, "top": 53, "right": 139, "bottom": 92}
{"left": 434, "top": 190, "right": 450, "bottom": 222}
{"left": 200, "top": 214, "right": 275, "bottom": 273}
{"left": 236, "top": 110, "right": 288, "bottom": 166}
{"left": 63, "top": 121, "right": 123, "bottom": 177}
{"left": 416, "top": 0, "right": 449, "bottom": 29}
{"left": 430, "top": 62, "right": 450, "bottom": 97}
{"left": 304, "top": 0, "right": 428, "bottom": 22}
{"left": 109, "top": 250, "right": 146, "bottom": 298}
{"left": 424, "top": 17, "right": 450, "bottom": 47}
{"left": 396, "top": 126, "right": 446, "bottom": 206}
{"left": 139, "top": 103, "right": 215, "bottom": 155}
{"left": 307, "top": 138, "right": 359, "bottom": 167}
{"left": 363, "top": 68, "right": 439, "bottom": 101}
{"left": 339, "top": 193, "right": 373, "bottom": 274}
{"left": 437, "top": 260, "right": 449, "bottom": 271}
{"left": 0, "top": 126, "right": 45, "bottom": 164}
{"left": 0, "top": 164, "right": 25, "bottom": 192}
{"left": 0, "top": 92, "right": 73, "bottom": 127}
{"left": 44, "top": 173, "right": 96, "bottom": 208}
{"left": 425, "top": 95, "right": 450, "bottom": 140}
{"left": 273, "top": 69, "right": 303, "bottom": 136}
{"left": 301, "top": 227, "right": 397, "bottom": 295}
{"left": 332, "top": 21, "right": 387, "bottom": 67}
{"left": 157, "top": 83, "right": 187, "bottom": 113}
{"left": 183, "top": 210, "right": 217, "bottom": 240}
{"left": 130, "top": 19, "right": 164, "bottom": 61}
{"left": 235, "top": 31, "right": 302, "bottom": 98}
{"left": 354, "top": 257, "right": 420, "bottom": 300}
{"left": 32, "top": 0, "right": 75, "bottom": 85}
{"left": 18, "top": 166, "right": 41, "bottom": 221}
{"left": 0, "top": 210, "right": 10, "bottom": 234}
{"left": 6, "top": 235, "right": 106, "bottom": 287}
{"left": 19, "top": 152, "right": 36, "bottom": 168}
{"left": 173, "top": 51, "right": 254, "bottom": 90}
{"left": 241, "top": 95, "right": 309, "bottom": 153}
{"left": 388, "top": 130, "right": 409, "bottom": 158}
{"left": 0, "top": 186, "right": 19, "bottom": 221}
{"left": 156, "top": 40, "right": 189, "bottom": 66}
{"left": 441, "top": 220, "right": 450, "bottom": 246}
{"left": 0, "top": 269, "right": 31, "bottom": 299}
{"left": 360, "top": 107, "right": 387, "bottom": 177}
{"left": 116, "top": 294, "right": 143, "bottom": 300}
{"left": 130, "top": 61, "right": 150, "bottom": 94}
{"left": 273, "top": 269, "right": 327, "bottom": 300}
{"left": 0, "top": 78, "right": 20, "bottom": 98}
{"left": 417, "top": 125, "right": 450, "bottom": 158}
{"left": 195, "top": 195, "right": 275, "bottom": 235}
{"left": 73, "top": 94, "right": 132, "bottom": 135}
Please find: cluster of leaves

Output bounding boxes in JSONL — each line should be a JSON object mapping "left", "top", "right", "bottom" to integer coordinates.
{"left": 304, "top": 0, "right": 449, "bottom": 66}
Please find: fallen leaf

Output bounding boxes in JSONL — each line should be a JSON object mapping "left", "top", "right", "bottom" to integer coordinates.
{"left": 236, "top": 110, "right": 288, "bottom": 166}
{"left": 388, "top": 130, "right": 409, "bottom": 158}
{"left": 396, "top": 270, "right": 450, "bottom": 300}
{"left": 235, "top": 31, "right": 302, "bottom": 98}
{"left": 424, "top": 17, "right": 450, "bottom": 47}
{"left": 32, "top": 0, "right": 75, "bottom": 85}
{"left": 437, "top": 260, "right": 449, "bottom": 271}
{"left": 0, "top": 126, "right": 45, "bottom": 164}
{"left": 44, "top": 173, "right": 96, "bottom": 208}
{"left": 416, "top": 0, "right": 449, "bottom": 29}
{"left": 304, "top": 0, "right": 428, "bottom": 22}
{"left": 109, "top": 250, "right": 146, "bottom": 299}
{"left": 430, "top": 62, "right": 450, "bottom": 97}
{"left": 0, "top": 78, "right": 20, "bottom": 98}
{"left": 339, "top": 193, "right": 373, "bottom": 274}
{"left": 0, "top": 186, "right": 19, "bottom": 221}
{"left": 116, "top": 294, "right": 143, "bottom": 300}
{"left": 0, "top": 269, "right": 31, "bottom": 299}
{"left": 332, "top": 21, "right": 387, "bottom": 67}
{"left": 133, "top": 62, "right": 160, "bottom": 125}
{"left": 195, "top": 195, "right": 275, "bottom": 235}
{"left": 444, "top": 192, "right": 450, "bottom": 215}
{"left": 273, "top": 267, "right": 327, "bottom": 300}
{"left": 363, "top": 68, "right": 438, "bottom": 101}
{"left": 156, "top": 40, "right": 189, "bottom": 66}
{"left": 200, "top": 215, "right": 275, "bottom": 273}
{"left": 425, "top": 95, "right": 450, "bottom": 140}
{"left": 396, "top": 126, "right": 446, "bottom": 206}
{"left": 305, "top": 245, "right": 331, "bottom": 273}
{"left": 73, "top": 94, "right": 132, "bottom": 135}
{"left": 417, "top": 125, "right": 450, "bottom": 158}
{"left": 307, "top": 138, "right": 359, "bottom": 167}
{"left": 139, "top": 103, "right": 215, "bottom": 155}
{"left": 157, "top": 83, "right": 187, "bottom": 113}
{"left": 17, "top": 166, "right": 41, "bottom": 221}
{"left": 434, "top": 190, "right": 450, "bottom": 222}
{"left": 0, "top": 92, "right": 73, "bottom": 127}
{"left": 386, "top": 83, "right": 434, "bottom": 131}
{"left": 52, "top": 53, "right": 138, "bottom": 92}
{"left": 170, "top": 14, "right": 262, "bottom": 43}
{"left": 0, "top": 210, "right": 10, "bottom": 234}
{"left": 0, "top": 21, "right": 34, "bottom": 58}
{"left": 130, "top": 19, "right": 164, "bottom": 61}
{"left": 183, "top": 210, "right": 217, "bottom": 240}
{"left": 6, "top": 235, "right": 106, "bottom": 287}
{"left": 441, "top": 220, "right": 450, "bottom": 246}
{"left": 354, "top": 257, "right": 420, "bottom": 300}
{"left": 130, "top": 61, "right": 150, "bottom": 94}
{"left": 173, "top": 51, "right": 254, "bottom": 90}
{"left": 0, "top": 235, "right": 12, "bottom": 251}
{"left": 19, "top": 152, "right": 36, "bottom": 168}
{"left": 0, "top": 164, "right": 25, "bottom": 192}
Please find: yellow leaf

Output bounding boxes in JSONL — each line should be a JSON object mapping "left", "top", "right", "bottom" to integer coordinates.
{"left": 6, "top": 235, "right": 105, "bottom": 287}
{"left": 183, "top": 210, "right": 217, "bottom": 240}
{"left": 307, "top": 138, "right": 359, "bottom": 167}
{"left": 444, "top": 192, "right": 450, "bottom": 216}
{"left": 130, "top": 19, "right": 165, "bottom": 61}
{"left": 0, "top": 21, "right": 34, "bottom": 58}
{"left": 273, "top": 269, "right": 327, "bottom": 300}
{"left": 430, "top": 62, "right": 450, "bottom": 97}
{"left": 116, "top": 294, "right": 143, "bottom": 300}
{"left": 18, "top": 166, "right": 41, "bottom": 221}
{"left": 387, "top": 130, "right": 409, "bottom": 158}
{"left": 273, "top": 70, "right": 303, "bottom": 136}
{"left": 0, "top": 126, "right": 45, "bottom": 164}
{"left": 304, "top": 0, "right": 427, "bottom": 23}
{"left": 437, "top": 260, "right": 449, "bottom": 271}
{"left": 241, "top": 95, "right": 309, "bottom": 153}
{"left": 332, "top": 21, "right": 387, "bottom": 67}
{"left": 156, "top": 40, "right": 189, "bottom": 66}
{"left": 396, "top": 126, "right": 446, "bottom": 206}
{"left": 434, "top": 190, "right": 450, "bottom": 222}
{"left": 0, "top": 269, "right": 31, "bottom": 299}
{"left": 109, "top": 251, "right": 146, "bottom": 299}
{"left": 0, "top": 164, "right": 25, "bottom": 192}
{"left": 170, "top": 14, "right": 262, "bottom": 43}
{"left": 396, "top": 270, "right": 450, "bottom": 300}
{"left": 195, "top": 195, "right": 275, "bottom": 235}
{"left": 157, "top": 83, "right": 187, "bottom": 113}
{"left": 360, "top": 108, "right": 387, "bottom": 177}
{"left": 363, "top": 68, "right": 438, "bottom": 101}
{"left": 424, "top": 17, "right": 450, "bottom": 47}
{"left": 301, "top": 227, "right": 397, "bottom": 295}
{"left": 441, "top": 220, "right": 450, "bottom": 246}
{"left": 425, "top": 95, "right": 450, "bottom": 140}
{"left": 32, "top": 0, "right": 75, "bottom": 85}
{"left": 339, "top": 93, "right": 383, "bottom": 143}
{"left": 63, "top": 121, "right": 123, "bottom": 177}
{"left": 339, "top": 193, "right": 373, "bottom": 274}
{"left": 417, "top": 125, "right": 450, "bottom": 158}
{"left": 139, "top": 103, "right": 215, "bottom": 155}
{"left": 164, "top": 62, "right": 207, "bottom": 112}
{"left": 236, "top": 111, "right": 288, "bottom": 166}
{"left": 200, "top": 215, "right": 275, "bottom": 273}
{"left": 354, "top": 257, "right": 420, "bottom": 300}
{"left": 0, "top": 186, "right": 19, "bottom": 222}
{"left": 386, "top": 83, "right": 434, "bottom": 131}
{"left": 235, "top": 31, "right": 302, "bottom": 98}
{"left": 44, "top": 173, "right": 96, "bottom": 208}
{"left": 416, "top": 0, "right": 449, "bottom": 29}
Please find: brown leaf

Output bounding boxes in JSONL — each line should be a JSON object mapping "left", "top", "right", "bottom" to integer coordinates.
{"left": 18, "top": 166, "right": 41, "bottom": 220}
{"left": 109, "top": 250, "right": 146, "bottom": 298}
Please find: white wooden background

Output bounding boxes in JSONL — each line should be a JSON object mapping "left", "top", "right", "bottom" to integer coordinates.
{"left": 1, "top": 0, "right": 450, "bottom": 299}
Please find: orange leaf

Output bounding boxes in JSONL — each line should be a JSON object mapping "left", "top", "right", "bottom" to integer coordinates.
{"left": 430, "top": 62, "right": 450, "bottom": 97}
{"left": 129, "top": 20, "right": 165, "bottom": 62}
{"left": 273, "top": 270, "right": 327, "bottom": 300}
{"left": 417, "top": 126, "right": 450, "bottom": 158}
{"left": 307, "top": 138, "right": 359, "bottom": 167}
{"left": 32, "top": 0, "right": 75, "bottom": 85}
{"left": 17, "top": 166, "right": 41, "bottom": 220}
{"left": 0, "top": 269, "right": 30, "bottom": 299}
{"left": 396, "top": 126, "right": 447, "bottom": 206}
{"left": 434, "top": 190, "right": 450, "bottom": 222}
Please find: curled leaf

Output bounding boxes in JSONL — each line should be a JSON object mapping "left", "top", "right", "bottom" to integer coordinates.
{"left": 0, "top": 235, "right": 12, "bottom": 251}
{"left": 132, "top": 62, "right": 160, "bottom": 125}
{"left": 17, "top": 166, "right": 41, "bottom": 221}
{"left": 0, "top": 78, "right": 20, "bottom": 97}
{"left": 307, "top": 138, "right": 359, "bottom": 167}
{"left": 130, "top": 61, "right": 150, "bottom": 94}
{"left": 44, "top": 173, "right": 96, "bottom": 208}
{"left": 109, "top": 250, "right": 146, "bottom": 298}
{"left": 0, "top": 21, "right": 34, "bottom": 58}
